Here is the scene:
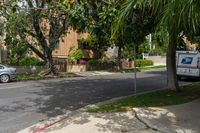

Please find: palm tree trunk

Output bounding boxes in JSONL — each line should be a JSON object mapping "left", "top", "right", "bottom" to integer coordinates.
{"left": 167, "top": 35, "right": 179, "bottom": 91}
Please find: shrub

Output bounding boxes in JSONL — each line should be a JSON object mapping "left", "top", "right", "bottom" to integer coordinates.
{"left": 68, "top": 46, "right": 84, "bottom": 64}
{"left": 18, "top": 57, "right": 45, "bottom": 66}
{"left": 87, "top": 59, "right": 101, "bottom": 65}
{"left": 136, "top": 59, "right": 153, "bottom": 67}
{"left": 87, "top": 59, "right": 117, "bottom": 70}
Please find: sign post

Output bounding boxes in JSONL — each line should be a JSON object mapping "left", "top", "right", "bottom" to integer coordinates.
{"left": 134, "top": 45, "right": 137, "bottom": 94}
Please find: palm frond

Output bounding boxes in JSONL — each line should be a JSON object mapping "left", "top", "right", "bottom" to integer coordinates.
{"left": 111, "top": 0, "right": 144, "bottom": 39}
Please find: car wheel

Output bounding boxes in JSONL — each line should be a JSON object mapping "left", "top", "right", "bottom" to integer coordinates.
{"left": 0, "top": 74, "right": 10, "bottom": 83}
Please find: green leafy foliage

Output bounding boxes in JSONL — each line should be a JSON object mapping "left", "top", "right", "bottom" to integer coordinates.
{"left": 87, "top": 59, "right": 117, "bottom": 70}
{"left": 136, "top": 59, "right": 153, "bottom": 67}
{"left": 78, "top": 35, "right": 98, "bottom": 50}
{"left": 4, "top": 35, "right": 29, "bottom": 65}
{"left": 68, "top": 46, "right": 84, "bottom": 64}
{"left": 87, "top": 59, "right": 101, "bottom": 66}
{"left": 70, "top": 0, "right": 122, "bottom": 58}
{"left": 10, "top": 57, "right": 45, "bottom": 66}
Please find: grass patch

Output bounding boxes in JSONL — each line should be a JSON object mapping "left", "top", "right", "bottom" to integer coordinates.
{"left": 16, "top": 72, "right": 79, "bottom": 80}
{"left": 87, "top": 83, "right": 200, "bottom": 113}
{"left": 122, "top": 65, "right": 166, "bottom": 73}
{"left": 138, "top": 65, "right": 166, "bottom": 71}
{"left": 16, "top": 73, "right": 43, "bottom": 80}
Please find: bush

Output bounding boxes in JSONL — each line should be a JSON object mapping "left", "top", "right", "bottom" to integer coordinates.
{"left": 87, "top": 59, "right": 117, "bottom": 71}
{"left": 136, "top": 59, "right": 153, "bottom": 67}
{"left": 87, "top": 59, "right": 101, "bottom": 65}
{"left": 18, "top": 57, "right": 45, "bottom": 66}
{"left": 68, "top": 46, "right": 84, "bottom": 64}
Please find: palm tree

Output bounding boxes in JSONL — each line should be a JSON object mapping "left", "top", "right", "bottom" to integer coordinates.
{"left": 112, "top": 0, "right": 200, "bottom": 91}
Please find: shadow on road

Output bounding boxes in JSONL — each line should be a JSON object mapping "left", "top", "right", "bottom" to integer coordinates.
{"left": 28, "top": 75, "right": 167, "bottom": 117}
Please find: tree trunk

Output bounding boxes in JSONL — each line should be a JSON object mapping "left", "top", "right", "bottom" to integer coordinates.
{"left": 46, "top": 50, "right": 58, "bottom": 75}
{"left": 167, "top": 35, "right": 179, "bottom": 91}
{"left": 117, "top": 45, "right": 122, "bottom": 70}
{"left": 93, "top": 47, "right": 101, "bottom": 59}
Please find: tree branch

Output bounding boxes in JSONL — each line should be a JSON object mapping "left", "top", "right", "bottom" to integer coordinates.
{"left": 19, "top": 34, "right": 46, "bottom": 61}
{"left": 28, "top": 0, "right": 50, "bottom": 53}
{"left": 25, "top": 41, "right": 46, "bottom": 61}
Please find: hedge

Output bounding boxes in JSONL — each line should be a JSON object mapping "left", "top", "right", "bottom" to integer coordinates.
{"left": 87, "top": 59, "right": 117, "bottom": 70}
{"left": 136, "top": 59, "right": 154, "bottom": 67}
{"left": 87, "top": 59, "right": 101, "bottom": 65}
{"left": 11, "top": 57, "right": 45, "bottom": 66}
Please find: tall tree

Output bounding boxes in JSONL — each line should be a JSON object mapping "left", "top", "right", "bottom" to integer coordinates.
{"left": 113, "top": 0, "right": 200, "bottom": 91}
{"left": 70, "top": 0, "right": 155, "bottom": 70}
{"left": 112, "top": 0, "right": 157, "bottom": 69}
{"left": 4, "top": 0, "right": 71, "bottom": 74}
{"left": 69, "top": 0, "right": 122, "bottom": 59}
{"left": 148, "top": 0, "right": 200, "bottom": 91}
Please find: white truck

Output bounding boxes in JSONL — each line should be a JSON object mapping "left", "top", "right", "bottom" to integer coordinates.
{"left": 176, "top": 51, "right": 200, "bottom": 78}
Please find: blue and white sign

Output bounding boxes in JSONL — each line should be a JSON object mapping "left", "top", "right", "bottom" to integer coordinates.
{"left": 181, "top": 57, "right": 193, "bottom": 64}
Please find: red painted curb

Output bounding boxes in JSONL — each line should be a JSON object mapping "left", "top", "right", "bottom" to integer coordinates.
{"left": 32, "top": 116, "right": 68, "bottom": 133}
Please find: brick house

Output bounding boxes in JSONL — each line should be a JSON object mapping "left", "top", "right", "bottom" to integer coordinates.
{"left": 52, "top": 30, "right": 92, "bottom": 61}
{"left": 53, "top": 29, "right": 79, "bottom": 59}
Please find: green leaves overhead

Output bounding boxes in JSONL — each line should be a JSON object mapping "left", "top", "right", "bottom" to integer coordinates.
{"left": 68, "top": 0, "right": 122, "bottom": 58}
{"left": 112, "top": 0, "right": 156, "bottom": 46}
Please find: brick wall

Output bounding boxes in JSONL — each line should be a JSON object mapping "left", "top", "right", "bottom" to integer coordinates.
{"left": 53, "top": 29, "right": 79, "bottom": 58}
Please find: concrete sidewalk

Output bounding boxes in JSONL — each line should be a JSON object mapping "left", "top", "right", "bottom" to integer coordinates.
{"left": 75, "top": 71, "right": 116, "bottom": 77}
{"left": 133, "top": 99, "right": 200, "bottom": 133}
{"left": 19, "top": 99, "right": 200, "bottom": 133}
{"left": 21, "top": 112, "right": 158, "bottom": 133}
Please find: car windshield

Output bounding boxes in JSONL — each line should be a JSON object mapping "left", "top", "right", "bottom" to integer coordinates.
{"left": 0, "top": 64, "right": 7, "bottom": 68}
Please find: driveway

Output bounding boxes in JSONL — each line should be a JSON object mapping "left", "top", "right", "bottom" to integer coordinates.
{"left": 0, "top": 69, "right": 170, "bottom": 133}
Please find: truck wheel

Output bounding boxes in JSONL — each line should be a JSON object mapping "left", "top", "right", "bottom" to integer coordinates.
{"left": 0, "top": 74, "right": 10, "bottom": 83}
{"left": 177, "top": 76, "right": 182, "bottom": 81}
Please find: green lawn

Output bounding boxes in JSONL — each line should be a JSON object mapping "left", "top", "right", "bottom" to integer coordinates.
{"left": 122, "top": 65, "right": 166, "bottom": 72}
{"left": 87, "top": 83, "right": 200, "bottom": 113}
{"left": 138, "top": 65, "right": 166, "bottom": 71}
{"left": 16, "top": 73, "right": 43, "bottom": 80}
{"left": 16, "top": 72, "right": 79, "bottom": 80}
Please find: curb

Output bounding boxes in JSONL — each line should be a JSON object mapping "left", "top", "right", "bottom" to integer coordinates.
{"left": 18, "top": 110, "right": 82, "bottom": 133}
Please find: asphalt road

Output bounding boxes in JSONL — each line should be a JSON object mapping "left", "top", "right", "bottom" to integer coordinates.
{"left": 0, "top": 69, "right": 187, "bottom": 133}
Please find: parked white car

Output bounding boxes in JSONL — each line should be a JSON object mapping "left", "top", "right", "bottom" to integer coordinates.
{"left": 0, "top": 64, "right": 17, "bottom": 83}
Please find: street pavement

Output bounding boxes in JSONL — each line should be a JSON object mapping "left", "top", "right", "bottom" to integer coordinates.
{"left": 0, "top": 69, "right": 192, "bottom": 133}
